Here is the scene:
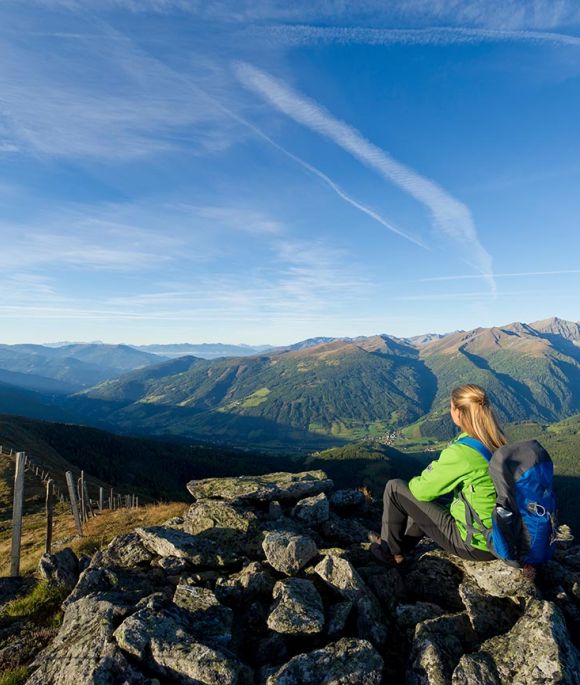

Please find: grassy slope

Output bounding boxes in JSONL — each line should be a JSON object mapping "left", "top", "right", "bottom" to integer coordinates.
{"left": 0, "top": 500, "right": 185, "bottom": 577}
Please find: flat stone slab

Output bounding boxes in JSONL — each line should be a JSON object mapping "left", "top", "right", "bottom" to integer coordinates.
{"left": 457, "top": 558, "right": 538, "bottom": 599}
{"left": 187, "top": 470, "right": 333, "bottom": 502}
{"left": 265, "top": 637, "right": 383, "bottom": 685}
{"left": 184, "top": 499, "right": 258, "bottom": 536}
{"left": 136, "top": 526, "right": 238, "bottom": 567}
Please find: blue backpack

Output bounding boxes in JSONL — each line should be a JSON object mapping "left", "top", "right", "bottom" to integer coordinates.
{"left": 456, "top": 436, "right": 557, "bottom": 567}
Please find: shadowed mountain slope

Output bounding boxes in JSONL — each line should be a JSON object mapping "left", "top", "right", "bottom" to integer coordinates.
{"left": 67, "top": 319, "right": 580, "bottom": 449}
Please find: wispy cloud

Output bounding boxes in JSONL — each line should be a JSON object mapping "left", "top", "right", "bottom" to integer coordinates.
{"left": 0, "top": 17, "right": 242, "bottom": 159}
{"left": 10, "top": 13, "right": 425, "bottom": 248}
{"left": 392, "top": 288, "right": 580, "bottom": 302}
{"left": 189, "top": 206, "right": 284, "bottom": 235}
{"left": 0, "top": 205, "right": 194, "bottom": 271}
{"left": 420, "top": 269, "right": 580, "bottom": 282}
{"left": 0, "top": 235, "right": 369, "bottom": 332}
{"left": 234, "top": 61, "right": 495, "bottom": 291}
{"left": 25, "top": 0, "right": 580, "bottom": 31}
{"left": 263, "top": 25, "right": 580, "bottom": 49}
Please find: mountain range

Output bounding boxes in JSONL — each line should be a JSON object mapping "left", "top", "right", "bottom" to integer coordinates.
{"left": 0, "top": 316, "right": 579, "bottom": 450}
{"left": 0, "top": 343, "right": 165, "bottom": 393}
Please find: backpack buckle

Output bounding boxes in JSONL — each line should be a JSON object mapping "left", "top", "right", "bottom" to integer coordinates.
{"left": 527, "top": 502, "right": 546, "bottom": 517}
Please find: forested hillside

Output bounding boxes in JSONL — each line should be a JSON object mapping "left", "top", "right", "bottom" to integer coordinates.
{"left": 65, "top": 318, "right": 580, "bottom": 450}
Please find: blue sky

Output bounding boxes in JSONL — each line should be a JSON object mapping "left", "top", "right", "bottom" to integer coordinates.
{"left": 0, "top": 1, "right": 579, "bottom": 345}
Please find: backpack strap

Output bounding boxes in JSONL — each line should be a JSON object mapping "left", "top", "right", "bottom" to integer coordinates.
{"left": 454, "top": 436, "right": 493, "bottom": 462}
{"left": 453, "top": 435, "right": 495, "bottom": 552}
{"left": 456, "top": 489, "right": 494, "bottom": 550}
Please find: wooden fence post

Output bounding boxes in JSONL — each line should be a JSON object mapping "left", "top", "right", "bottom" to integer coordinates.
{"left": 99, "top": 487, "right": 104, "bottom": 512}
{"left": 109, "top": 488, "right": 114, "bottom": 510}
{"left": 66, "top": 471, "right": 83, "bottom": 536}
{"left": 45, "top": 479, "right": 54, "bottom": 554}
{"left": 79, "top": 471, "right": 86, "bottom": 523}
{"left": 10, "top": 452, "right": 26, "bottom": 577}
{"left": 83, "top": 479, "right": 93, "bottom": 519}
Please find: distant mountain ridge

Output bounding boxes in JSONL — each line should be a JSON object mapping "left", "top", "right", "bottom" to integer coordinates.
{"left": 67, "top": 316, "right": 580, "bottom": 448}
{"left": 0, "top": 343, "right": 166, "bottom": 393}
{"left": 1, "top": 316, "right": 579, "bottom": 449}
{"left": 133, "top": 342, "right": 273, "bottom": 359}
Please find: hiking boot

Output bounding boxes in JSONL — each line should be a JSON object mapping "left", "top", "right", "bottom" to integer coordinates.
{"left": 370, "top": 541, "right": 405, "bottom": 567}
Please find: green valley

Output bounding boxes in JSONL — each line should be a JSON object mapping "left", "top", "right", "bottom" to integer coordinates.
{"left": 59, "top": 318, "right": 580, "bottom": 451}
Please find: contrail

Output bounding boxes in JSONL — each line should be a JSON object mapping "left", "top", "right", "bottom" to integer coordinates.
{"left": 238, "top": 126, "right": 428, "bottom": 248}
{"left": 264, "top": 25, "right": 580, "bottom": 48}
{"left": 420, "top": 269, "right": 580, "bottom": 282}
{"left": 77, "top": 18, "right": 426, "bottom": 248}
{"left": 204, "top": 92, "right": 427, "bottom": 249}
{"left": 235, "top": 61, "right": 495, "bottom": 293}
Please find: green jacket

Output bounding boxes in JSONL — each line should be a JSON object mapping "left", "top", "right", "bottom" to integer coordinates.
{"left": 408, "top": 432, "right": 496, "bottom": 551}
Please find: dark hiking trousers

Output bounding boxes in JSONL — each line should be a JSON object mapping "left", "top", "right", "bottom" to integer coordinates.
{"left": 381, "top": 478, "right": 495, "bottom": 561}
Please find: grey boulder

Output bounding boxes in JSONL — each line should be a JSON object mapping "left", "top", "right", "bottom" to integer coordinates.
{"left": 114, "top": 599, "right": 249, "bottom": 685}
{"left": 136, "top": 526, "right": 238, "bottom": 567}
{"left": 25, "top": 593, "right": 150, "bottom": 685}
{"left": 262, "top": 530, "right": 318, "bottom": 575}
{"left": 187, "top": 470, "right": 333, "bottom": 502}
{"left": 173, "top": 583, "right": 233, "bottom": 646}
{"left": 314, "top": 555, "right": 368, "bottom": 601}
{"left": 267, "top": 578, "right": 324, "bottom": 635}
{"left": 457, "top": 557, "right": 538, "bottom": 599}
{"left": 37, "top": 547, "right": 79, "bottom": 589}
{"left": 99, "top": 532, "right": 155, "bottom": 568}
{"left": 265, "top": 637, "right": 383, "bottom": 685}
{"left": 329, "top": 489, "right": 365, "bottom": 510}
{"left": 215, "top": 561, "right": 275, "bottom": 606}
{"left": 292, "top": 492, "right": 330, "bottom": 525}
{"left": 454, "top": 598, "right": 580, "bottom": 685}
{"left": 407, "top": 612, "right": 475, "bottom": 685}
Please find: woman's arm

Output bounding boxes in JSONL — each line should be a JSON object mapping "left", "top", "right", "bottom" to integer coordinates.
{"left": 408, "top": 445, "right": 470, "bottom": 501}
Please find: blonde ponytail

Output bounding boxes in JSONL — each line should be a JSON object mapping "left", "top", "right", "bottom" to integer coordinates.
{"left": 451, "top": 384, "right": 507, "bottom": 452}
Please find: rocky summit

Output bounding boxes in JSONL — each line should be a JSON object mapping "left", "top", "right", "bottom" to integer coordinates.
{"left": 24, "top": 469, "right": 580, "bottom": 684}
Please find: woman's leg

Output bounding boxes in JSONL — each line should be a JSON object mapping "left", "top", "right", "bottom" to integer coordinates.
{"left": 381, "top": 478, "right": 494, "bottom": 561}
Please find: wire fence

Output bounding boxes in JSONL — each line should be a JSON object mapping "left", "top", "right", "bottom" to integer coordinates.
{"left": 1, "top": 444, "right": 140, "bottom": 577}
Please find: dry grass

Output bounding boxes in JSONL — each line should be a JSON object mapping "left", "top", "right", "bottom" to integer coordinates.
{"left": 0, "top": 501, "right": 186, "bottom": 577}
{"left": 0, "top": 666, "right": 29, "bottom": 685}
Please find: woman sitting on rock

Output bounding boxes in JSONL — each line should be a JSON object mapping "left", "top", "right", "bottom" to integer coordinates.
{"left": 372, "top": 383, "right": 505, "bottom": 566}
